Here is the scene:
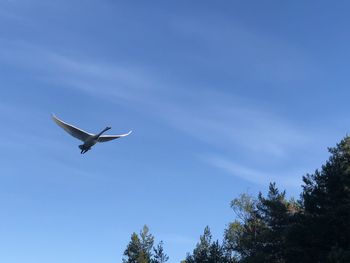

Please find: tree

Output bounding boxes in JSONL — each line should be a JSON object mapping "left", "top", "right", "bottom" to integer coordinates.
{"left": 209, "top": 240, "right": 227, "bottom": 263}
{"left": 139, "top": 225, "right": 154, "bottom": 262}
{"left": 224, "top": 193, "right": 264, "bottom": 262}
{"left": 186, "top": 226, "right": 212, "bottom": 263}
{"left": 287, "top": 137, "right": 350, "bottom": 262}
{"left": 255, "top": 183, "right": 290, "bottom": 263}
{"left": 123, "top": 225, "right": 155, "bottom": 263}
{"left": 152, "top": 241, "right": 169, "bottom": 263}
{"left": 186, "top": 226, "right": 228, "bottom": 263}
{"left": 123, "top": 233, "right": 143, "bottom": 263}
{"left": 224, "top": 185, "right": 294, "bottom": 263}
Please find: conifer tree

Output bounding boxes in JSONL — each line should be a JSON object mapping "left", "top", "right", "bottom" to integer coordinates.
{"left": 288, "top": 137, "right": 350, "bottom": 262}
{"left": 152, "top": 241, "right": 169, "bottom": 263}
{"left": 185, "top": 226, "right": 228, "bottom": 263}
{"left": 123, "top": 225, "right": 155, "bottom": 263}
{"left": 123, "top": 233, "right": 143, "bottom": 263}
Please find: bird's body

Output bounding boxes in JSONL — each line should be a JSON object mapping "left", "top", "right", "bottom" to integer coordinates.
{"left": 52, "top": 114, "right": 131, "bottom": 154}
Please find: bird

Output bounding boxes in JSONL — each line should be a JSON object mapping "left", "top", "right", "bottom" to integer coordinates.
{"left": 51, "top": 114, "right": 132, "bottom": 154}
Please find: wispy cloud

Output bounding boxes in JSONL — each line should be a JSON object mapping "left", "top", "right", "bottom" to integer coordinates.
{"left": 0, "top": 41, "right": 159, "bottom": 105}
{"left": 0, "top": 40, "right": 327, "bottom": 188}
{"left": 204, "top": 154, "right": 303, "bottom": 188}
{"left": 43, "top": 52, "right": 159, "bottom": 103}
{"left": 155, "top": 91, "right": 311, "bottom": 159}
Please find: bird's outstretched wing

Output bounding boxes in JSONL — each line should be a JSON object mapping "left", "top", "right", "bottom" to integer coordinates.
{"left": 98, "top": 130, "right": 132, "bottom": 143}
{"left": 51, "top": 114, "right": 92, "bottom": 142}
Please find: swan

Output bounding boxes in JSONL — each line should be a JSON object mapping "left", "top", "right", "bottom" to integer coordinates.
{"left": 52, "top": 114, "right": 132, "bottom": 154}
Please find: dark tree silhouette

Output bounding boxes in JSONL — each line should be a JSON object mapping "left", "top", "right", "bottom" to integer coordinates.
{"left": 185, "top": 226, "right": 229, "bottom": 263}
{"left": 152, "top": 241, "right": 169, "bottom": 263}
{"left": 287, "top": 138, "right": 350, "bottom": 262}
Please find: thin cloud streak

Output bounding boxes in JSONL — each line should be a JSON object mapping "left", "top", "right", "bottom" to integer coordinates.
{"left": 1, "top": 41, "right": 329, "bottom": 186}
{"left": 204, "top": 155, "right": 303, "bottom": 188}
{"left": 156, "top": 94, "right": 312, "bottom": 159}
{"left": 44, "top": 52, "right": 157, "bottom": 102}
{"left": 0, "top": 41, "right": 158, "bottom": 105}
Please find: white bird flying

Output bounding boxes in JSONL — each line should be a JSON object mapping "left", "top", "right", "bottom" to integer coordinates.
{"left": 52, "top": 114, "right": 132, "bottom": 154}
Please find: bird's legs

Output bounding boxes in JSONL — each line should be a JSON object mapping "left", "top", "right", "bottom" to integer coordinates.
{"left": 81, "top": 149, "right": 89, "bottom": 154}
{"left": 79, "top": 144, "right": 89, "bottom": 154}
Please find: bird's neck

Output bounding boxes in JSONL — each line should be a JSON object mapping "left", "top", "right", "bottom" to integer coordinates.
{"left": 96, "top": 127, "right": 110, "bottom": 137}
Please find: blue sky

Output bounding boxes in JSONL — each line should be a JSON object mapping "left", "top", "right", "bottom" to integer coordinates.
{"left": 1, "top": 1, "right": 350, "bottom": 262}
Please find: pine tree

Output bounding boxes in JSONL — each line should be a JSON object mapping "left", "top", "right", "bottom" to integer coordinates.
{"left": 139, "top": 225, "right": 154, "bottom": 262}
{"left": 123, "top": 225, "right": 155, "bottom": 263}
{"left": 288, "top": 137, "right": 350, "bottom": 262}
{"left": 186, "top": 226, "right": 228, "bottom": 263}
{"left": 123, "top": 233, "right": 143, "bottom": 263}
{"left": 186, "top": 226, "right": 211, "bottom": 263}
{"left": 152, "top": 241, "right": 169, "bottom": 263}
{"left": 255, "top": 183, "right": 290, "bottom": 263}
{"left": 208, "top": 240, "right": 226, "bottom": 263}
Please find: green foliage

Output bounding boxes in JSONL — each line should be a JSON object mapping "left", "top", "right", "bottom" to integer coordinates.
{"left": 225, "top": 193, "right": 262, "bottom": 262}
{"left": 287, "top": 137, "right": 350, "bottom": 262}
{"left": 185, "top": 226, "right": 230, "bottom": 263}
{"left": 123, "top": 225, "right": 157, "bottom": 263}
{"left": 223, "top": 137, "right": 350, "bottom": 263}
{"left": 152, "top": 241, "right": 169, "bottom": 263}
{"left": 230, "top": 193, "right": 256, "bottom": 222}
{"left": 123, "top": 232, "right": 143, "bottom": 263}
{"left": 224, "top": 184, "right": 292, "bottom": 263}
{"left": 139, "top": 225, "right": 154, "bottom": 262}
